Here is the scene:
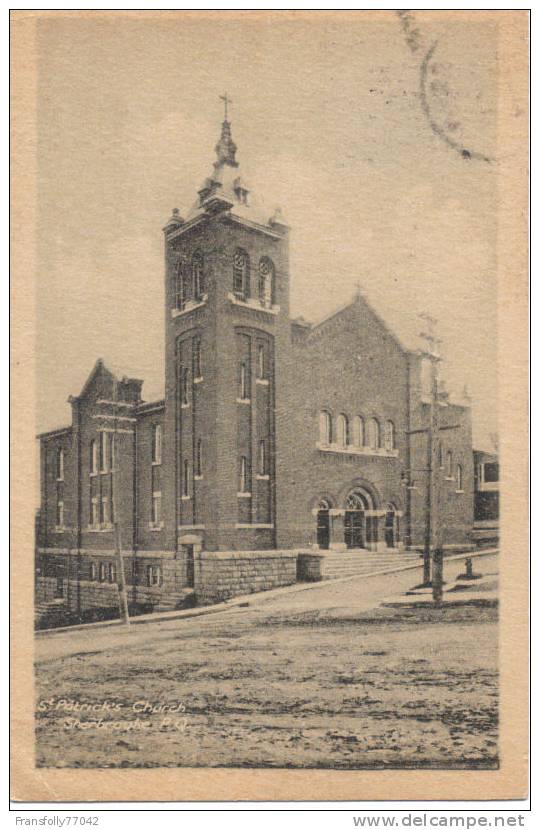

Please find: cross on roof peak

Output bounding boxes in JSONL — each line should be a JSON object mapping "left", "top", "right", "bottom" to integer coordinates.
{"left": 219, "top": 93, "right": 232, "bottom": 121}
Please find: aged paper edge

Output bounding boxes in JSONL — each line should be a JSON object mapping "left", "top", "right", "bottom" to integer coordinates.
{"left": 10, "top": 9, "right": 529, "bottom": 803}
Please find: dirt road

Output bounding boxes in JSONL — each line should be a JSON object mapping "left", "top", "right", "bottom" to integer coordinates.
{"left": 35, "top": 554, "right": 498, "bottom": 769}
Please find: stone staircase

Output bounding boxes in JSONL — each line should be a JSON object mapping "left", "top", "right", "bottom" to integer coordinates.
{"left": 154, "top": 589, "right": 196, "bottom": 613}
{"left": 320, "top": 549, "right": 423, "bottom": 581}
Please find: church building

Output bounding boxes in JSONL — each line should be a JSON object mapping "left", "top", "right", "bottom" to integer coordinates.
{"left": 36, "top": 110, "right": 474, "bottom": 618}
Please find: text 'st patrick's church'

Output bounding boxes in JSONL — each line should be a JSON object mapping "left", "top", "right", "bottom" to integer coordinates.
{"left": 37, "top": 109, "right": 474, "bottom": 614}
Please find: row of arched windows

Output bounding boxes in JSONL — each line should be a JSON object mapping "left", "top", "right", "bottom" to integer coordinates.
{"left": 233, "top": 249, "right": 275, "bottom": 307}
{"left": 319, "top": 411, "right": 396, "bottom": 452}
{"left": 174, "top": 250, "right": 276, "bottom": 312}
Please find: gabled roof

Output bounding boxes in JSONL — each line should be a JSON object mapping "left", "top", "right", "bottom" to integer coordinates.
{"left": 308, "top": 288, "right": 426, "bottom": 354}
{"left": 72, "top": 358, "right": 143, "bottom": 402}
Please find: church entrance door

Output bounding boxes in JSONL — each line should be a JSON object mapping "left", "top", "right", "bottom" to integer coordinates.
{"left": 344, "top": 510, "right": 364, "bottom": 549}
{"left": 316, "top": 501, "right": 330, "bottom": 550}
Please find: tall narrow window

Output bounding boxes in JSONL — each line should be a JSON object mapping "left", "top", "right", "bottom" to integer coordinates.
{"left": 446, "top": 450, "right": 453, "bottom": 478}
{"left": 148, "top": 565, "right": 162, "bottom": 587}
{"left": 239, "top": 361, "right": 250, "bottom": 400}
{"left": 152, "top": 491, "right": 162, "bottom": 524}
{"left": 192, "top": 251, "right": 204, "bottom": 301}
{"left": 56, "top": 500, "right": 64, "bottom": 528}
{"left": 100, "top": 432, "right": 109, "bottom": 473}
{"left": 183, "top": 459, "right": 190, "bottom": 497}
{"left": 90, "top": 439, "right": 98, "bottom": 475}
{"left": 90, "top": 496, "right": 99, "bottom": 527}
{"left": 239, "top": 456, "right": 249, "bottom": 493}
{"left": 456, "top": 464, "right": 463, "bottom": 490}
{"left": 56, "top": 448, "right": 64, "bottom": 481}
{"left": 233, "top": 249, "right": 249, "bottom": 300}
{"left": 438, "top": 443, "right": 444, "bottom": 468}
{"left": 196, "top": 438, "right": 203, "bottom": 477}
{"left": 99, "top": 562, "right": 107, "bottom": 582}
{"left": 353, "top": 415, "right": 365, "bottom": 447}
{"left": 108, "top": 563, "right": 117, "bottom": 583}
{"left": 101, "top": 494, "right": 110, "bottom": 525}
{"left": 258, "top": 344, "right": 266, "bottom": 379}
{"left": 181, "top": 367, "right": 190, "bottom": 406}
{"left": 385, "top": 420, "right": 395, "bottom": 451}
{"left": 336, "top": 414, "right": 349, "bottom": 447}
{"left": 368, "top": 418, "right": 381, "bottom": 449}
{"left": 258, "top": 257, "right": 274, "bottom": 308}
{"left": 152, "top": 424, "right": 162, "bottom": 465}
{"left": 319, "top": 411, "right": 332, "bottom": 445}
{"left": 110, "top": 434, "right": 116, "bottom": 471}
{"left": 258, "top": 440, "right": 267, "bottom": 475}
{"left": 193, "top": 337, "right": 202, "bottom": 379}
{"left": 175, "top": 262, "right": 192, "bottom": 311}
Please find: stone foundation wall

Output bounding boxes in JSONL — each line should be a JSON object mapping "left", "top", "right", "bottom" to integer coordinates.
{"left": 296, "top": 552, "right": 324, "bottom": 582}
{"left": 35, "top": 576, "right": 60, "bottom": 604}
{"left": 195, "top": 550, "right": 298, "bottom": 604}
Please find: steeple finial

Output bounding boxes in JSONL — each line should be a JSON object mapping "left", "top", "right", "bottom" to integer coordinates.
{"left": 214, "top": 95, "right": 238, "bottom": 167}
{"left": 219, "top": 92, "right": 232, "bottom": 121}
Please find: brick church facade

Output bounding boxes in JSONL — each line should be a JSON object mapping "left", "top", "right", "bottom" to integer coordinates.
{"left": 36, "top": 113, "right": 474, "bottom": 616}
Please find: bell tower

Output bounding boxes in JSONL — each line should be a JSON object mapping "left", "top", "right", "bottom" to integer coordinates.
{"left": 161, "top": 102, "right": 291, "bottom": 553}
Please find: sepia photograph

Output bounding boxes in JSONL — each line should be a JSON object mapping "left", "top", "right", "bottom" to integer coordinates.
{"left": 10, "top": 8, "right": 528, "bottom": 802}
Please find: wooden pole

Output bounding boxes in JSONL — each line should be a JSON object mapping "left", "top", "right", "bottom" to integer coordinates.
{"left": 430, "top": 360, "right": 444, "bottom": 607}
{"left": 112, "top": 377, "right": 130, "bottom": 627}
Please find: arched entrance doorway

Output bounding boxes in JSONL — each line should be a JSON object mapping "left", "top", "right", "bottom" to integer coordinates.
{"left": 385, "top": 503, "right": 399, "bottom": 549}
{"left": 344, "top": 490, "right": 371, "bottom": 549}
{"left": 316, "top": 499, "right": 331, "bottom": 550}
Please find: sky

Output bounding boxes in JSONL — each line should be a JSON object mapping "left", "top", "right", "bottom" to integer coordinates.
{"left": 36, "top": 12, "right": 499, "bottom": 450}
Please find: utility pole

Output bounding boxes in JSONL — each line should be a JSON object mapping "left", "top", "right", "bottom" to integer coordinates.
{"left": 112, "top": 376, "right": 130, "bottom": 627}
{"left": 418, "top": 314, "right": 443, "bottom": 603}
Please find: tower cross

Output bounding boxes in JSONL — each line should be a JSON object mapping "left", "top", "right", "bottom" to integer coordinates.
{"left": 219, "top": 93, "right": 232, "bottom": 121}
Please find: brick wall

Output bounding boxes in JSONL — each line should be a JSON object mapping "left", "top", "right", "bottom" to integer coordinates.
{"left": 276, "top": 294, "right": 409, "bottom": 549}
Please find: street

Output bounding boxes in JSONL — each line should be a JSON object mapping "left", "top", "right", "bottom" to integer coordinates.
{"left": 35, "top": 553, "right": 498, "bottom": 769}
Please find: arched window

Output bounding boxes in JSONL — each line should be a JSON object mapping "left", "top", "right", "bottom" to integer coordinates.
{"left": 319, "top": 411, "right": 332, "bottom": 445}
{"left": 367, "top": 418, "right": 381, "bottom": 449}
{"left": 258, "top": 257, "right": 274, "bottom": 308}
{"left": 196, "top": 438, "right": 203, "bottom": 477}
{"left": 192, "top": 251, "right": 204, "bottom": 301}
{"left": 100, "top": 431, "right": 109, "bottom": 472}
{"left": 152, "top": 424, "right": 162, "bottom": 465}
{"left": 456, "top": 464, "right": 463, "bottom": 490}
{"left": 336, "top": 414, "right": 349, "bottom": 447}
{"left": 108, "top": 562, "right": 117, "bottom": 583}
{"left": 99, "top": 562, "right": 107, "bottom": 583}
{"left": 385, "top": 420, "right": 395, "bottom": 451}
{"left": 175, "top": 261, "right": 192, "bottom": 311}
{"left": 446, "top": 450, "right": 453, "bottom": 478}
{"left": 258, "top": 440, "right": 266, "bottom": 475}
{"left": 239, "top": 456, "right": 249, "bottom": 493}
{"left": 233, "top": 249, "right": 250, "bottom": 300}
{"left": 89, "top": 439, "right": 98, "bottom": 475}
{"left": 352, "top": 416, "right": 365, "bottom": 447}
{"left": 90, "top": 562, "right": 98, "bottom": 581}
{"left": 56, "top": 448, "right": 64, "bottom": 481}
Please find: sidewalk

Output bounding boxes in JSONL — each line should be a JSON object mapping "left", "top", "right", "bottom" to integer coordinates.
{"left": 36, "top": 547, "right": 499, "bottom": 639}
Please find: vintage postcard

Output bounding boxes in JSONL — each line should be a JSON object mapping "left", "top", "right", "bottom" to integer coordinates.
{"left": 11, "top": 10, "right": 528, "bottom": 802}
